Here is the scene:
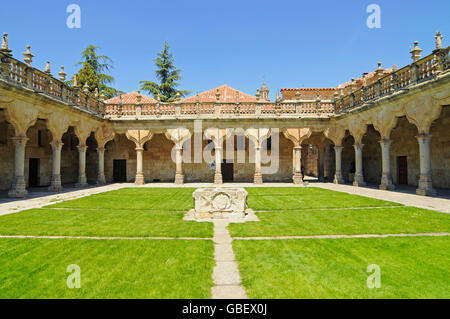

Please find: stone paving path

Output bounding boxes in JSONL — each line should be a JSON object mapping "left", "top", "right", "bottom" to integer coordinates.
{"left": 0, "top": 235, "right": 211, "bottom": 240}
{"left": 211, "top": 221, "right": 248, "bottom": 299}
{"left": 233, "top": 232, "right": 450, "bottom": 240}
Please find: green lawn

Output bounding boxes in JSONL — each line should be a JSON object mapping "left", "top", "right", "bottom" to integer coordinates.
{"left": 0, "top": 209, "right": 212, "bottom": 238}
{"left": 246, "top": 187, "right": 402, "bottom": 211}
{"left": 0, "top": 186, "right": 448, "bottom": 299}
{"left": 229, "top": 207, "right": 450, "bottom": 237}
{"left": 0, "top": 238, "right": 214, "bottom": 299}
{"left": 49, "top": 188, "right": 195, "bottom": 210}
{"left": 233, "top": 237, "right": 450, "bottom": 299}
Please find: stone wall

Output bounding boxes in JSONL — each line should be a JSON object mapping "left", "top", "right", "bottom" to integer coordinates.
{"left": 0, "top": 121, "right": 14, "bottom": 190}
{"left": 104, "top": 134, "right": 137, "bottom": 183}
{"left": 430, "top": 106, "right": 450, "bottom": 189}
{"left": 362, "top": 125, "right": 382, "bottom": 184}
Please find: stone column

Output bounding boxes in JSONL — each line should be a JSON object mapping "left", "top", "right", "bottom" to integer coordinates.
{"left": 97, "top": 146, "right": 106, "bottom": 185}
{"left": 379, "top": 139, "right": 394, "bottom": 190}
{"left": 293, "top": 146, "right": 303, "bottom": 184}
{"left": 135, "top": 147, "right": 145, "bottom": 185}
{"left": 353, "top": 143, "right": 366, "bottom": 187}
{"left": 175, "top": 145, "right": 184, "bottom": 185}
{"left": 49, "top": 140, "right": 64, "bottom": 192}
{"left": 416, "top": 134, "right": 436, "bottom": 196}
{"left": 8, "top": 137, "right": 29, "bottom": 198}
{"left": 254, "top": 146, "right": 263, "bottom": 184}
{"left": 334, "top": 145, "right": 345, "bottom": 184}
{"left": 214, "top": 146, "right": 223, "bottom": 184}
{"left": 76, "top": 145, "right": 88, "bottom": 187}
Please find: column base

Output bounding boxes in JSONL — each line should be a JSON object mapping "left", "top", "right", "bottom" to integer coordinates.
{"left": 175, "top": 173, "right": 184, "bottom": 185}
{"left": 135, "top": 173, "right": 145, "bottom": 185}
{"left": 353, "top": 174, "right": 366, "bottom": 187}
{"left": 97, "top": 174, "right": 106, "bottom": 185}
{"left": 380, "top": 174, "right": 395, "bottom": 190}
{"left": 214, "top": 173, "right": 223, "bottom": 185}
{"left": 416, "top": 175, "right": 436, "bottom": 196}
{"left": 293, "top": 173, "right": 303, "bottom": 185}
{"left": 75, "top": 176, "right": 88, "bottom": 188}
{"left": 334, "top": 173, "right": 345, "bottom": 184}
{"left": 8, "top": 177, "right": 28, "bottom": 198}
{"left": 48, "top": 175, "right": 63, "bottom": 192}
{"left": 254, "top": 173, "right": 263, "bottom": 185}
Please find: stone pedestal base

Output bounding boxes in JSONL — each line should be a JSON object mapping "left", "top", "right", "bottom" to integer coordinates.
{"left": 416, "top": 176, "right": 436, "bottom": 196}
{"left": 334, "top": 173, "right": 345, "bottom": 184}
{"left": 97, "top": 174, "right": 106, "bottom": 185}
{"left": 353, "top": 174, "right": 366, "bottom": 187}
{"left": 175, "top": 173, "right": 184, "bottom": 185}
{"left": 8, "top": 177, "right": 28, "bottom": 198}
{"left": 76, "top": 175, "right": 88, "bottom": 188}
{"left": 254, "top": 173, "right": 263, "bottom": 185}
{"left": 214, "top": 173, "right": 223, "bottom": 184}
{"left": 380, "top": 176, "right": 395, "bottom": 190}
{"left": 135, "top": 173, "right": 145, "bottom": 185}
{"left": 293, "top": 173, "right": 303, "bottom": 185}
{"left": 48, "top": 175, "right": 63, "bottom": 192}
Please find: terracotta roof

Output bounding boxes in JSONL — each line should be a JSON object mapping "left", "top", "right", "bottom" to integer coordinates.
{"left": 180, "top": 85, "right": 257, "bottom": 103}
{"left": 105, "top": 91, "right": 157, "bottom": 104}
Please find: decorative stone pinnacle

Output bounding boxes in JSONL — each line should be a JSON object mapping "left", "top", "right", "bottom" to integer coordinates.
{"left": 195, "top": 92, "right": 199, "bottom": 103}
{"left": 435, "top": 31, "right": 443, "bottom": 50}
{"left": 94, "top": 88, "right": 99, "bottom": 99}
{"left": 276, "top": 91, "right": 281, "bottom": 102}
{"left": 83, "top": 82, "right": 89, "bottom": 94}
{"left": 393, "top": 64, "right": 398, "bottom": 72}
{"left": 44, "top": 61, "right": 51, "bottom": 74}
{"left": 73, "top": 74, "right": 78, "bottom": 88}
{"left": 100, "top": 92, "right": 106, "bottom": 101}
{"left": 157, "top": 93, "right": 161, "bottom": 102}
{"left": 216, "top": 88, "right": 220, "bottom": 102}
{"left": 23, "top": 45, "right": 34, "bottom": 66}
{"left": 136, "top": 90, "right": 142, "bottom": 103}
{"left": 175, "top": 91, "right": 181, "bottom": 100}
{"left": 375, "top": 62, "right": 384, "bottom": 77}
{"left": 0, "top": 33, "right": 12, "bottom": 56}
{"left": 295, "top": 90, "right": 301, "bottom": 101}
{"left": 58, "top": 65, "right": 66, "bottom": 81}
{"left": 410, "top": 41, "right": 422, "bottom": 62}
{"left": 235, "top": 91, "right": 239, "bottom": 103}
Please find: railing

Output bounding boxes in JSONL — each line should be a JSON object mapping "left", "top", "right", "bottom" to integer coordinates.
{"left": 0, "top": 54, "right": 105, "bottom": 114}
{"left": 1, "top": 42, "right": 448, "bottom": 119}
{"left": 335, "top": 47, "right": 450, "bottom": 112}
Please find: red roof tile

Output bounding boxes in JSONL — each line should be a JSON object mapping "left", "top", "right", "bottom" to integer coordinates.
{"left": 105, "top": 91, "right": 157, "bottom": 104}
{"left": 180, "top": 85, "right": 257, "bottom": 103}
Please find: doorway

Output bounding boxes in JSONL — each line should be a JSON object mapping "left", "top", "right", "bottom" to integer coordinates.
{"left": 221, "top": 161, "right": 234, "bottom": 182}
{"left": 397, "top": 156, "right": 408, "bottom": 185}
{"left": 113, "top": 160, "right": 127, "bottom": 182}
{"left": 29, "top": 158, "right": 40, "bottom": 187}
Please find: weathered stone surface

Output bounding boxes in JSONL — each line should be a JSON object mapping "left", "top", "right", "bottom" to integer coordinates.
{"left": 192, "top": 187, "right": 249, "bottom": 219}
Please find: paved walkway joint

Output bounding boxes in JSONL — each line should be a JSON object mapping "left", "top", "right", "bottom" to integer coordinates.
{"left": 211, "top": 220, "right": 248, "bottom": 299}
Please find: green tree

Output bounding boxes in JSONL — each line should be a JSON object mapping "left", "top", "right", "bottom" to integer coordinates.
{"left": 69, "top": 45, "right": 123, "bottom": 99}
{"left": 140, "top": 41, "right": 190, "bottom": 102}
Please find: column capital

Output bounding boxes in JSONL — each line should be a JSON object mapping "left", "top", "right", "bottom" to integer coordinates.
{"left": 50, "top": 139, "right": 64, "bottom": 149}
{"left": 135, "top": 147, "right": 145, "bottom": 152}
{"left": 334, "top": 145, "right": 344, "bottom": 151}
{"left": 97, "top": 146, "right": 105, "bottom": 152}
{"left": 379, "top": 139, "right": 393, "bottom": 145}
{"left": 294, "top": 146, "right": 302, "bottom": 150}
{"left": 416, "top": 134, "right": 432, "bottom": 141}
{"left": 353, "top": 142, "right": 364, "bottom": 149}
{"left": 77, "top": 145, "right": 88, "bottom": 152}
{"left": 10, "top": 136, "right": 29, "bottom": 145}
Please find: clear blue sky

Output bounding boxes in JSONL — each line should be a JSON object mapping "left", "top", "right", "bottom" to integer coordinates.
{"left": 1, "top": 0, "right": 449, "bottom": 99}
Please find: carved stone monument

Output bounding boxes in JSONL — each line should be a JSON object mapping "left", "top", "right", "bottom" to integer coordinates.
{"left": 184, "top": 187, "right": 257, "bottom": 221}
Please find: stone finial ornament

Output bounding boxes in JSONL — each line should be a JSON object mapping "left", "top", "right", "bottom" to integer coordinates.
{"left": 393, "top": 64, "right": 398, "bottom": 72}
{"left": 44, "top": 61, "right": 51, "bottom": 74}
{"left": 235, "top": 91, "right": 239, "bottom": 103}
{"left": 375, "top": 62, "right": 384, "bottom": 78}
{"left": 157, "top": 93, "right": 161, "bottom": 102}
{"left": 175, "top": 91, "right": 181, "bottom": 101}
{"left": 136, "top": 90, "right": 142, "bottom": 103}
{"left": 435, "top": 31, "right": 443, "bottom": 50}
{"left": 73, "top": 74, "right": 78, "bottom": 88}
{"left": 410, "top": 41, "right": 423, "bottom": 62}
{"left": 23, "top": 45, "right": 34, "bottom": 66}
{"left": 195, "top": 92, "right": 199, "bottom": 103}
{"left": 216, "top": 88, "right": 220, "bottom": 102}
{"left": 94, "top": 88, "right": 99, "bottom": 99}
{"left": 58, "top": 66, "right": 66, "bottom": 81}
{"left": 295, "top": 90, "right": 301, "bottom": 101}
{"left": 276, "top": 91, "right": 281, "bottom": 102}
{"left": 0, "top": 33, "right": 12, "bottom": 56}
{"left": 99, "top": 92, "right": 106, "bottom": 101}
{"left": 83, "top": 82, "right": 89, "bottom": 94}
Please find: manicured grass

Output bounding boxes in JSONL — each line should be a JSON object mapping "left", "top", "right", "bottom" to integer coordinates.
{"left": 233, "top": 237, "right": 450, "bottom": 299}
{"left": 0, "top": 238, "right": 214, "bottom": 299}
{"left": 229, "top": 207, "right": 450, "bottom": 237}
{"left": 246, "top": 187, "right": 402, "bottom": 211}
{"left": 48, "top": 188, "right": 195, "bottom": 210}
{"left": 0, "top": 209, "right": 213, "bottom": 238}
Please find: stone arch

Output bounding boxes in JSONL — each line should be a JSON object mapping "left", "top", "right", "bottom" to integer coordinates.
{"left": 362, "top": 124, "right": 382, "bottom": 184}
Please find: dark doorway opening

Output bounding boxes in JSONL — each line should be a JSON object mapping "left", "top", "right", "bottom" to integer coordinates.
{"left": 221, "top": 162, "right": 234, "bottom": 182}
{"left": 29, "top": 158, "right": 40, "bottom": 187}
{"left": 397, "top": 156, "right": 408, "bottom": 185}
{"left": 113, "top": 160, "right": 127, "bottom": 183}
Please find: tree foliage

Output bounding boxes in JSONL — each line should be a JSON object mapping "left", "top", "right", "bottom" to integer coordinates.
{"left": 140, "top": 41, "right": 190, "bottom": 102}
{"left": 69, "top": 45, "right": 124, "bottom": 99}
